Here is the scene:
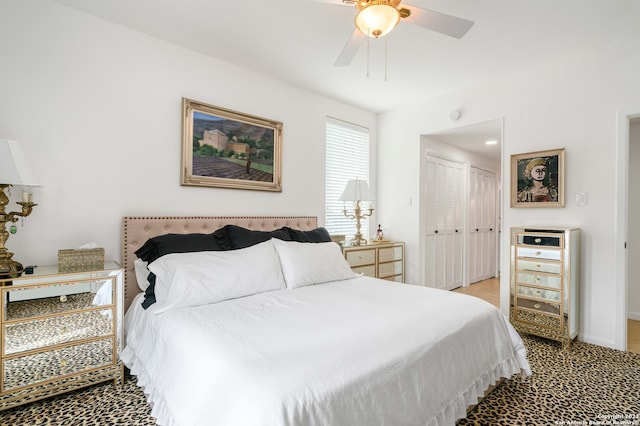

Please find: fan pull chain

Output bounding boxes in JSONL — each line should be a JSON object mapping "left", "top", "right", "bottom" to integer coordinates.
{"left": 384, "top": 37, "right": 388, "bottom": 82}
{"left": 366, "top": 29, "right": 370, "bottom": 78}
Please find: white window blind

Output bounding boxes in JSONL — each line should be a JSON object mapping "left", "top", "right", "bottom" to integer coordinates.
{"left": 325, "top": 117, "right": 370, "bottom": 238}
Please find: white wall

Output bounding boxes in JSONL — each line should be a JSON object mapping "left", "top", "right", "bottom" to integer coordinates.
{"left": 0, "top": 1, "right": 376, "bottom": 267}
{"left": 378, "top": 35, "right": 640, "bottom": 349}
{"left": 629, "top": 123, "right": 640, "bottom": 320}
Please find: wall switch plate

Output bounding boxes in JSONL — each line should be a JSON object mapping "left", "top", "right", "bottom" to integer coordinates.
{"left": 575, "top": 192, "right": 587, "bottom": 206}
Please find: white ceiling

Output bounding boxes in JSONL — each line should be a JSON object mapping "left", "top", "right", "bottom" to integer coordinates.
{"left": 428, "top": 118, "right": 502, "bottom": 161}
{"left": 50, "top": 0, "right": 639, "bottom": 115}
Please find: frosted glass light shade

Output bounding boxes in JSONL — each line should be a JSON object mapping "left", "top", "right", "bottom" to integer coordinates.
{"left": 355, "top": 4, "right": 400, "bottom": 38}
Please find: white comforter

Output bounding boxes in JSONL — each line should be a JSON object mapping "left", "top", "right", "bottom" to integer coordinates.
{"left": 121, "top": 277, "right": 530, "bottom": 426}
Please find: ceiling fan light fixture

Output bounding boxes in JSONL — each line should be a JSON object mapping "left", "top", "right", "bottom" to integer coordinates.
{"left": 355, "top": 1, "right": 401, "bottom": 38}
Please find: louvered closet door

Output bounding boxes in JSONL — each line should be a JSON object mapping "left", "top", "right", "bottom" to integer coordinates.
{"left": 468, "top": 167, "right": 497, "bottom": 283}
{"left": 423, "top": 156, "right": 463, "bottom": 290}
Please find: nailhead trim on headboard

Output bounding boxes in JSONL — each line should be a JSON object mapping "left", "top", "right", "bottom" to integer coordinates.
{"left": 122, "top": 216, "right": 318, "bottom": 312}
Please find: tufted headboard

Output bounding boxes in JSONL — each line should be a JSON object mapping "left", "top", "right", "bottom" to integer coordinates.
{"left": 122, "top": 216, "right": 318, "bottom": 312}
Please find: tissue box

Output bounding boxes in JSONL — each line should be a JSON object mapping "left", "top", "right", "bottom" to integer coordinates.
{"left": 58, "top": 248, "right": 105, "bottom": 272}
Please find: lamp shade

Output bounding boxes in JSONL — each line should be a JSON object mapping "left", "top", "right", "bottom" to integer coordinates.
{"left": 0, "top": 139, "right": 39, "bottom": 186}
{"left": 339, "top": 178, "right": 374, "bottom": 202}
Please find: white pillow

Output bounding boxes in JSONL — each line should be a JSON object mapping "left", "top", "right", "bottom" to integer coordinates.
{"left": 134, "top": 259, "right": 150, "bottom": 291}
{"left": 147, "top": 239, "right": 285, "bottom": 314}
{"left": 271, "top": 239, "right": 358, "bottom": 289}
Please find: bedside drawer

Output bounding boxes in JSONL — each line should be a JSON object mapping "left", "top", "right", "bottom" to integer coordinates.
{"left": 516, "top": 272, "right": 561, "bottom": 289}
{"left": 4, "top": 310, "right": 113, "bottom": 356}
{"left": 378, "top": 246, "right": 402, "bottom": 263}
{"left": 378, "top": 260, "right": 403, "bottom": 278}
{"left": 4, "top": 278, "right": 114, "bottom": 322}
{"left": 345, "top": 249, "right": 375, "bottom": 267}
{"left": 516, "top": 259, "right": 561, "bottom": 275}
{"left": 352, "top": 265, "right": 376, "bottom": 277}
{"left": 381, "top": 275, "right": 404, "bottom": 283}
{"left": 516, "top": 247, "right": 561, "bottom": 261}
{"left": 2, "top": 338, "right": 115, "bottom": 392}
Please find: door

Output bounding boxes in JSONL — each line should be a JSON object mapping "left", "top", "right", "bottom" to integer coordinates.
{"left": 468, "top": 167, "right": 497, "bottom": 283}
{"left": 423, "top": 155, "right": 464, "bottom": 290}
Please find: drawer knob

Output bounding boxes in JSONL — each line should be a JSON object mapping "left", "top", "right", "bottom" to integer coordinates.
{"left": 535, "top": 238, "right": 542, "bottom": 243}
{"left": 535, "top": 251, "right": 541, "bottom": 256}
{"left": 534, "top": 303, "right": 541, "bottom": 309}
{"left": 534, "top": 276, "right": 540, "bottom": 282}
{"left": 536, "top": 264, "right": 541, "bottom": 269}
{"left": 535, "top": 290, "right": 541, "bottom": 295}
{"left": 60, "top": 358, "right": 67, "bottom": 367}
{"left": 358, "top": 255, "right": 363, "bottom": 259}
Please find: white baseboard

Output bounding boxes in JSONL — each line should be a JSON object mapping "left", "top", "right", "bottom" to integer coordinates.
{"left": 578, "top": 333, "right": 617, "bottom": 350}
{"left": 628, "top": 311, "right": 640, "bottom": 321}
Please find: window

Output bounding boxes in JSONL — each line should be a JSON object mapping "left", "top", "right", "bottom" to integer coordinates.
{"left": 325, "top": 117, "right": 370, "bottom": 238}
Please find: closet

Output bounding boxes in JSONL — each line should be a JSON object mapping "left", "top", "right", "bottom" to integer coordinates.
{"left": 468, "top": 167, "right": 497, "bottom": 283}
{"left": 422, "top": 156, "right": 497, "bottom": 290}
{"left": 422, "top": 155, "right": 464, "bottom": 290}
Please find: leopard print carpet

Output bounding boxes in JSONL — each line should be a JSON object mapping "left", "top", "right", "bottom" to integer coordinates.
{"left": 1, "top": 335, "right": 638, "bottom": 425}
{"left": 0, "top": 370, "right": 154, "bottom": 426}
{"left": 460, "top": 334, "right": 640, "bottom": 425}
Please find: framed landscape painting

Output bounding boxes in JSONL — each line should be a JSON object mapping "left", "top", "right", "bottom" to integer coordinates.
{"left": 181, "top": 98, "right": 282, "bottom": 192}
{"left": 511, "top": 148, "right": 565, "bottom": 208}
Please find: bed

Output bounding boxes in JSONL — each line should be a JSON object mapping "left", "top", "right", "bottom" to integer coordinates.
{"left": 120, "top": 216, "right": 530, "bottom": 426}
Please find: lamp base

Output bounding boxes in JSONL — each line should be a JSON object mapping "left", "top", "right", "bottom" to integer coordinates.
{"left": 0, "top": 251, "right": 24, "bottom": 279}
{"left": 352, "top": 233, "right": 368, "bottom": 246}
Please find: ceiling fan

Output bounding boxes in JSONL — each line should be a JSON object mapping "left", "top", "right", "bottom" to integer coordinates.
{"left": 327, "top": 0, "right": 475, "bottom": 67}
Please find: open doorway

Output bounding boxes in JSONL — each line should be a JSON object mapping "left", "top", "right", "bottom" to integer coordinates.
{"left": 627, "top": 117, "right": 640, "bottom": 353}
{"left": 419, "top": 118, "right": 502, "bottom": 303}
{"left": 615, "top": 110, "right": 640, "bottom": 352}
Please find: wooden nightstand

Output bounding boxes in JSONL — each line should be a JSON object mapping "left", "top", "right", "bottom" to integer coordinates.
{"left": 0, "top": 261, "right": 123, "bottom": 410}
{"left": 342, "top": 241, "right": 405, "bottom": 282}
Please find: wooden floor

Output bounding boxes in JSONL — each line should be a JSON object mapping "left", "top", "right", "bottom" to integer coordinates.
{"left": 453, "top": 277, "right": 640, "bottom": 354}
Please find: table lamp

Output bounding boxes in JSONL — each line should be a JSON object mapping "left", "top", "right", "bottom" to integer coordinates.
{"left": 0, "top": 139, "right": 39, "bottom": 278}
{"left": 339, "top": 178, "right": 374, "bottom": 246}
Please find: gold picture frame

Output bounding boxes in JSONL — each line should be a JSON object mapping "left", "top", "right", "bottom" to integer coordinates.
{"left": 511, "top": 148, "right": 565, "bottom": 208}
{"left": 181, "top": 98, "right": 282, "bottom": 192}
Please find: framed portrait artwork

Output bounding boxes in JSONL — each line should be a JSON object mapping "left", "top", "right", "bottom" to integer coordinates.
{"left": 510, "top": 148, "right": 565, "bottom": 208}
{"left": 181, "top": 98, "right": 283, "bottom": 192}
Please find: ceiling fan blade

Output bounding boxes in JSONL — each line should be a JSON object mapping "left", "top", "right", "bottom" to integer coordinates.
{"left": 334, "top": 29, "right": 365, "bottom": 67}
{"left": 312, "top": 0, "right": 354, "bottom": 5}
{"left": 402, "top": 5, "right": 474, "bottom": 39}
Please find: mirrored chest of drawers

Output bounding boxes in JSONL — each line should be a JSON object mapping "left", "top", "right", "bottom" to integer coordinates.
{"left": 342, "top": 241, "right": 405, "bottom": 282}
{"left": 510, "top": 227, "right": 580, "bottom": 347}
{"left": 0, "top": 262, "right": 123, "bottom": 410}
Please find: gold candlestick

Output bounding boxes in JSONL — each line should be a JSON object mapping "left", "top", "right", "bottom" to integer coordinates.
{"left": 343, "top": 200, "right": 374, "bottom": 246}
{"left": 0, "top": 184, "right": 37, "bottom": 278}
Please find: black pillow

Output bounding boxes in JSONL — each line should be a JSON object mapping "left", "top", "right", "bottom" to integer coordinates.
{"left": 213, "top": 224, "right": 291, "bottom": 250}
{"left": 135, "top": 233, "right": 224, "bottom": 263}
{"left": 141, "top": 272, "right": 157, "bottom": 309}
{"left": 285, "top": 227, "right": 332, "bottom": 243}
{"left": 135, "top": 232, "right": 225, "bottom": 309}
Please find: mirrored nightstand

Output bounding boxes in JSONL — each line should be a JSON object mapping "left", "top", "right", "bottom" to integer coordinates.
{"left": 0, "top": 262, "right": 123, "bottom": 410}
